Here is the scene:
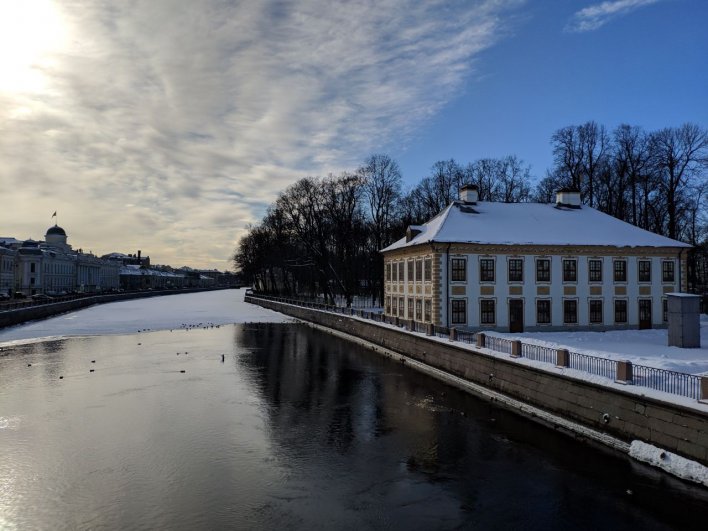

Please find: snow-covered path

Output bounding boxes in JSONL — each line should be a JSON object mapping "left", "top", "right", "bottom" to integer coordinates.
{"left": 0, "top": 289, "right": 290, "bottom": 346}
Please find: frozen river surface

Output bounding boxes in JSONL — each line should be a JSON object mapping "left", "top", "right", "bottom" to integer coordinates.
{"left": 1, "top": 290, "right": 708, "bottom": 529}
{"left": 0, "top": 288, "right": 289, "bottom": 345}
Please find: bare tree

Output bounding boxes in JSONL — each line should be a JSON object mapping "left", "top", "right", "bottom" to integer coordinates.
{"left": 650, "top": 123, "right": 708, "bottom": 240}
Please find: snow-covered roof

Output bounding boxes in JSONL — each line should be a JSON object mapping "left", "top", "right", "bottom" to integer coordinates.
{"left": 382, "top": 201, "right": 691, "bottom": 252}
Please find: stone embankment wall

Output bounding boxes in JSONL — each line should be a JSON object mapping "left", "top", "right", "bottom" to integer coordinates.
{"left": 248, "top": 296, "right": 708, "bottom": 467}
{"left": 0, "top": 288, "right": 229, "bottom": 328}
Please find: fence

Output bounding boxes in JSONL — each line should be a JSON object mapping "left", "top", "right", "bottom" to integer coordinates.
{"left": 246, "top": 292, "right": 706, "bottom": 401}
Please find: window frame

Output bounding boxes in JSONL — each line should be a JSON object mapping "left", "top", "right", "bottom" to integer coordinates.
{"left": 424, "top": 299, "right": 432, "bottom": 322}
{"left": 614, "top": 299, "right": 628, "bottom": 324}
{"left": 614, "top": 260, "right": 627, "bottom": 282}
{"left": 508, "top": 258, "right": 523, "bottom": 283}
{"left": 451, "top": 257, "right": 467, "bottom": 282}
{"left": 479, "top": 258, "right": 495, "bottom": 282}
{"left": 451, "top": 299, "right": 467, "bottom": 325}
{"left": 415, "top": 298, "right": 423, "bottom": 321}
{"left": 480, "top": 299, "right": 495, "bottom": 325}
{"left": 662, "top": 260, "right": 675, "bottom": 283}
{"left": 562, "top": 259, "right": 577, "bottom": 283}
{"left": 589, "top": 299, "right": 603, "bottom": 324}
{"left": 536, "top": 299, "right": 551, "bottom": 325}
{"left": 424, "top": 257, "right": 432, "bottom": 282}
{"left": 563, "top": 299, "right": 578, "bottom": 324}
{"left": 536, "top": 258, "right": 551, "bottom": 283}
{"left": 415, "top": 259, "right": 423, "bottom": 282}
{"left": 407, "top": 260, "right": 414, "bottom": 282}
{"left": 588, "top": 259, "right": 603, "bottom": 283}
{"left": 662, "top": 298, "right": 668, "bottom": 322}
{"left": 638, "top": 260, "right": 651, "bottom": 283}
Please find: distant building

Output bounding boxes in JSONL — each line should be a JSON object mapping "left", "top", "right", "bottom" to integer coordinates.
{"left": 0, "top": 225, "right": 120, "bottom": 295}
{"left": 381, "top": 186, "right": 690, "bottom": 332}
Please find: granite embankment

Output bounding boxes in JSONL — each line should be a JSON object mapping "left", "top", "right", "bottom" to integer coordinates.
{"left": 0, "top": 288, "right": 231, "bottom": 328}
{"left": 247, "top": 294, "right": 708, "bottom": 470}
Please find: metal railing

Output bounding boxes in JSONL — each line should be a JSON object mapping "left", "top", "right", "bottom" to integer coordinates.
{"left": 521, "top": 343, "right": 558, "bottom": 365}
{"left": 245, "top": 292, "right": 706, "bottom": 401}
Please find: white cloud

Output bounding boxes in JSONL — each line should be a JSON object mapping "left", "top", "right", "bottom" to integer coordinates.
{"left": 566, "top": 0, "right": 663, "bottom": 32}
{"left": 0, "top": 0, "right": 522, "bottom": 268}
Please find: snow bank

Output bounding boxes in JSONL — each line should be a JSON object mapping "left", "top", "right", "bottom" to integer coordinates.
{"left": 629, "top": 440, "right": 708, "bottom": 487}
{"left": 0, "top": 289, "right": 290, "bottom": 346}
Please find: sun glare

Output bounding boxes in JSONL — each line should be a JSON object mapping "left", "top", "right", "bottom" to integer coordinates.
{"left": 0, "top": 0, "right": 67, "bottom": 93}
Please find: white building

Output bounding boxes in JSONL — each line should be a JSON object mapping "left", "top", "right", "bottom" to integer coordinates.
{"left": 2, "top": 225, "right": 121, "bottom": 295}
{"left": 381, "top": 187, "right": 690, "bottom": 332}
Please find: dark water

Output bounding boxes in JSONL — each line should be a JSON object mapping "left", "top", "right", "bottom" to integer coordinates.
{"left": 1, "top": 322, "right": 707, "bottom": 530}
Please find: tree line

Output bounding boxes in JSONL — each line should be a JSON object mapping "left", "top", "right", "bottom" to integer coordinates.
{"left": 234, "top": 122, "right": 708, "bottom": 302}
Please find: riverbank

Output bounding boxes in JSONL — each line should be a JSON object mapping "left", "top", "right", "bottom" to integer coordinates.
{"left": 246, "top": 293, "right": 708, "bottom": 484}
{"left": 0, "top": 287, "right": 237, "bottom": 329}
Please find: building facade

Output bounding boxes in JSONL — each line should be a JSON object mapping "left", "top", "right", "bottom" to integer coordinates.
{"left": 381, "top": 187, "right": 690, "bottom": 332}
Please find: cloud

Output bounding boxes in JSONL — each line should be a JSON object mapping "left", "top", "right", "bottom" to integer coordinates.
{"left": 0, "top": 0, "right": 523, "bottom": 268}
{"left": 565, "top": 0, "right": 662, "bottom": 32}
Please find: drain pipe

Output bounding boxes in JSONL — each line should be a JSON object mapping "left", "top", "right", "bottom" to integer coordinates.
{"left": 445, "top": 243, "right": 451, "bottom": 328}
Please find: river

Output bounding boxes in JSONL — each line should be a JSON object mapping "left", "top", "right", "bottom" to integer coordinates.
{"left": 1, "top": 289, "right": 707, "bottom": 529}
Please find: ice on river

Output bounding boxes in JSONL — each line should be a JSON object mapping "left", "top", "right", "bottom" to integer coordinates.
{"left": 0, "top": 288, "right": 290, "bottom": 346}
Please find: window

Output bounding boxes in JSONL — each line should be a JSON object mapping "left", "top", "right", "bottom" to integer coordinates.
{"left": 392, "top": 262, "right": 398, "bottom": 282}
{"left": 536, "top": 259, "right": 550, "bottom": 282}
{"left": 392, "top": 297, "right": 398, "bottom": 315}
{"left": 398, "top": 262, "right": 404, "bottom": 282}
{"left": 451, "top": 258, "right": 466, "bottom": 282}
{"left": 563, "top": 300, "right": 577, "bottom": 324}
{"left": 662, "top": 261, "right": 675, "bottom": 282}
{"left": 614, "top": 300, "right": 627, "bottom": 323}
{"left": 415, "top": 299, "right": 423, "bottom": 321}
{"left": 30, "top": 263, "right": 35, "bottom": 273}
{"left": 662, "top": 299, "right": 668, "bottom": 322}
{"left": 398, "top": 297, "right": 404, "bottom": 317}
{"left": 563, "top": 259, "right": 577, "bottom": 282}
{"left": 424, "top": 299, "right": 432, "bottom": 322}
{"left": 386, "top": 263, "right": 391, "bottom": 281}
{"left": 451, "top": 299, "right": 466, "bottom": 324}
{"left": 385, "top": 297, "right": 391, "bottom": 314}
{"left": 407, "top": 298, "right": 414, "bottom": 319}
{"left": 508, "top": 259, "right": 523, "bottom": 282}
{"left": 614, "top": 260, "right": 626, "bottom": 282}
{"left": 415, "top": 260, "right": 423, "bottom": 282}
{"left": 480, "top": 258, "right": 495, "bottom": 282}
{"left": 536, "top": 300, "right": 551, "bottom": 324}
{"left": 424, "top": 258, "right": 432, "bottom": 282}
{"left": 407, "top": 260, "right": 414, "bottom": 282}
{"left": 638, "top": 260, "right": 651, "bottom": 282}
{"left": 589, "top": 259, "right": 603, "bottom": 282}
{"left": 480, "top": 299, "right": 495, "bottom": 325}
{"left": 589, "top": 300, "right": 603, "bottom": 324}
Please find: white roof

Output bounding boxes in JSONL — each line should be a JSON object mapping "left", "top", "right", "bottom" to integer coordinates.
{"left": 382, "top": 201, "right": 690, "bottom": 252}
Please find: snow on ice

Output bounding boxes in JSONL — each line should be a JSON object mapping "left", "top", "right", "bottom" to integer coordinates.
{"left": 0, "top": 289, "right": 290, "bottom": 346}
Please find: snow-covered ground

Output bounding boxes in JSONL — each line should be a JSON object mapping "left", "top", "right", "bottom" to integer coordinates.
{"left": 0, "top": 289, "right": 290, "bottom": 346}
{"left": 492, "top": 315, "right": 708, "bottom": 375}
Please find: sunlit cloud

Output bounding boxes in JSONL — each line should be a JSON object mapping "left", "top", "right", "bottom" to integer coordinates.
{"left": 565, "top": 0, "right": 662, "bottom": 32}
{"left": 0, "top": 0, "right": 523, "bottom": 268}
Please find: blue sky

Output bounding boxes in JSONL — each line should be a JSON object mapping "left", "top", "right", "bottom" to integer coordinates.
{"left": 393, "top": 0, "right": 708, "bottom": 185}
{"left": 0, "top": 0, "right": 705, "bottom": 268}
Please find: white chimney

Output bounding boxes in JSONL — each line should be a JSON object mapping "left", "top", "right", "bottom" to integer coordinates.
{"left": 460, "top": 184, "right": 479, "bottom": 203}
{"left": 555, "top": 188, "right": 581, "bottom": 208}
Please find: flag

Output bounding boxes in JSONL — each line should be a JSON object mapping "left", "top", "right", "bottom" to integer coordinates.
{"left": 52, "top": 211, "right": 57, "bottom": 218}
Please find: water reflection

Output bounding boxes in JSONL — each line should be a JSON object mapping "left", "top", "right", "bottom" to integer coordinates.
{"left": 0, "top": 322, "right": 706, "bottom": 529}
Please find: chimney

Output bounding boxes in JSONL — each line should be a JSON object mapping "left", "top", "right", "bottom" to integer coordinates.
{"left": 459, "top": 184, "right": 479, "bottom": 203}
{"left": 555, "top": 188, "right": 581, "bottom": 208}
{"left": 406, "top": 225, "right": 423, "bottom": 243}
{"left": 138, "top": 250, "right": 142, "bottom": 260}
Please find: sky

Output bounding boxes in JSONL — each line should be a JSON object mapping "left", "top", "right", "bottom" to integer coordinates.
{"left": 0, "top": 0, "right": 706, "bottom": 269}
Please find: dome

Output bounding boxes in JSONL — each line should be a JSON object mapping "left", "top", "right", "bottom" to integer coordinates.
{"left": 46, "top": 225, "right": 66, "bottom": 236}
